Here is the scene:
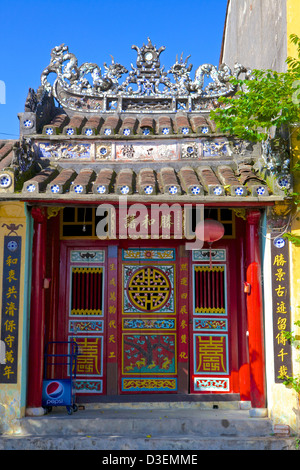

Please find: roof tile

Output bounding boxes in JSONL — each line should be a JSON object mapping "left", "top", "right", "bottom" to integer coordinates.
{"left": 46, "top": 168, "right": 77, "bottom": 194}
{"left": 159, "top": 167, "right": 181, "bottom": 195}
{"left": 70, "top": 168, "right": 96, "bottom": 194}
{"left": 93, "top": 168, "right": 115, "bottom": 195}
{"left": 197, "top": 166, "right": 225, "bottom": 196}
{"left": 179, "top": 166, "right": 203, "bottom": 196}
{"left": 22, "top": 168, "right": 59, "bottom": 194}
{"left": 101, "top": 115, "right": 120, "bottom": 135}
{"left": 137, "top": 168, "right": 157, "bottom": 195}
{"left": 116, "top": 168, "right": 134, "bottom": 195}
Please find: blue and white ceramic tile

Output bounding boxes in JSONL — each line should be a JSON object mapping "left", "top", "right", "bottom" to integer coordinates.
{"left": 256, "top": 186, "right": 266, "bottom": 195}
{"left": 96, "top": 185, "right": 106, "bottom": 194}
{"left": 0, "top": 174, "right": 12, "bottom": 188}
{"left": 73, "top": 184, "right": 84, "bottom": 193}
{"left": 168, "top": 185, "right": 178, "bottom": 194}
{"left": 26, "top": 183, "right": 36, "bottom": 192}
{"left": 191, "top": 186, "right": 201, "bottom": 195}
{"left": 50, "top": 184, "right": 60, "bottom": 194}
{"left": 235, "top": 187, "right": 244, "bottom": 196}
{"left": 144, "top": 185, "right": 154, "bottom": 194}
{"left": 120, "top": 185, "right": 130, "bottom": 194}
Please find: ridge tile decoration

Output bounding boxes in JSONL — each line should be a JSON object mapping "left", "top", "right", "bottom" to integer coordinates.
{"left": 35, "top": 139, "right": 232, "bottom": 161}
{"left": 40, "top": 38, "right": 251, "bottom": 114}
{"left": 39, "top": 142, "right": 91, "bottom": 160}
{"left": 116, "top": 142, "right": 178, "bottom": 161}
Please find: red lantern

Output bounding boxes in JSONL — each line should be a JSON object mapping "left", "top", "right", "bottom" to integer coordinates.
{"left": 195, "top": 219, "right": 225, "bottom": 267}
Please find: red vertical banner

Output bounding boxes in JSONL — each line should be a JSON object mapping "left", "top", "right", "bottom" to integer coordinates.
{"left": 178, "top": 248, "right": 189, "bottom": 365}
{"left": 107, "top": 246, "right": 118, "bottom": 364}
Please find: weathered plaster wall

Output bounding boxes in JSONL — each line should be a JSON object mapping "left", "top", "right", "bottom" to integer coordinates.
{"left": 0, "top": 202, "right": 28, "bottom": 434}
{"left": 221, "top": 0, "right": 287, "bottom": 71}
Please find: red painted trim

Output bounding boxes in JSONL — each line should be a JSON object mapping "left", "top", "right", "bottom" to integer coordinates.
{"left": 236, "top": 223, "right": 251, "bottom": 401}
{"left": 107, "top": 249, "right": 118, "bottom": 365}
{"left": 45, "top": 215, "right": 60, "bottom": 346}
{"left": 57, "top": 242, "right": 68, "bottom": 342}
{"left": 178, "top": 249, "right": 189, "bottom": 366}
{"left": 227, "top": 239, "right": 240, "bottom": 394}
{"left": 26, "top": 207, "right": 47, "bottom": 408}
{"left": 245, "top": 210, "right": 266, "bottom": 408}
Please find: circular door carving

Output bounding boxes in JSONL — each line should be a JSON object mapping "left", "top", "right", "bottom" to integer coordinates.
{"left": 127, "top": 266, "right": 171, "bottom": 312}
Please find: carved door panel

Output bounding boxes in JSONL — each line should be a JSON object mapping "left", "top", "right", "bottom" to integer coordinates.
{"left": 58, "top": 244, "right": 107, "bottom": 396}
{"left": 120, "top": 248, "right": 178, "bottom": 394}
{"left": 190, "top": 248, "right": 234, "bottom": 394}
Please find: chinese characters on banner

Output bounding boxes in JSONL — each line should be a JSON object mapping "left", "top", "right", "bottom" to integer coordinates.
{"left": 107, "top": 246, "right": 118, "bottom": 363}
{"left": 0, "top": 236, "right": 21, "bottom": 384}
{"left": 178, "top": 255, "right": 189, "bottom": 363}
{"left": 271, "top": 236, "right": 292, "bottom": 383}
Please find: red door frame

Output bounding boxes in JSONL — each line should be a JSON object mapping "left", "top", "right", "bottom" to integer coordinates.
{"left": 27, "top": 204, "right": 266, "bottom": 408}
{"left": 57, "top": 240, "right": 109, "bottom": 396}
{"left": 188, "top": 239, "right": 240, "bottom": 396}
{"left": 48, "top": 230, "right": 250, "bottom": 400}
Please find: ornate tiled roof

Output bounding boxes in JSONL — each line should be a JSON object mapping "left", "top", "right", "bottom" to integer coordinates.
{"left": 0, "top": 40, "right": 292, "bottom": 202}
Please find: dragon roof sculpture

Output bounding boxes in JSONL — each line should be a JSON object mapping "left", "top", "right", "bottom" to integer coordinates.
{"left": 40, "top": 38, "right": 251, "bottom": 114}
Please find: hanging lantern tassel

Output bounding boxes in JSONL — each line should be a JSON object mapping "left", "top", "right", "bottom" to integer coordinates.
{"left": 195, "top": 219, "right": 225, "bottom": 268}
{"left": 208, "top": 242, "right": 213, "bottom": 269}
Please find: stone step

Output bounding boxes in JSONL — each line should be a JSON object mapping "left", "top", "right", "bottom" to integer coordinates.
{"left": 17, "top": 409, "right": 273, "bottom": 438}
{"left": 0, "top": 402, "right": 297, "bottom": 450}
{"left": 0, "top": 434, "right": 296, "bottom": 451}
{"left": 81, "top": 399, "right": 246, "bottom": 410}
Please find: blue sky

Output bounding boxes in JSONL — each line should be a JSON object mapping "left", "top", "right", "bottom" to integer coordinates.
{"left": 0, "top": 0, "right": 228, "bottom": 138}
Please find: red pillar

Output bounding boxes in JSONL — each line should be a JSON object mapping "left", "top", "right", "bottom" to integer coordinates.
{"left": 245, "top": 210, "right": 266, "bottom": 408}
{"left": 237, "top": 232, "right": 251, "bottom": 401}
{"left": 26, "top": 206, "right": 47, "bottom": 412}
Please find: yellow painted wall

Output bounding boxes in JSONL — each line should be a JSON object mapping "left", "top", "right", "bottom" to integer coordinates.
{"left": 0, "top": 201, "right": 27, "bottom": 433}
{"left": 287, "top": 0, "right": 300, "bottom": 57}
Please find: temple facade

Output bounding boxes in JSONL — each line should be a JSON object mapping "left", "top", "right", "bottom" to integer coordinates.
{"left": 0, "top": 37, "right": 293, "bottom": 427}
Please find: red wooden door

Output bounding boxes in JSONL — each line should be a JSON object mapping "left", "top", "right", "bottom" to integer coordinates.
{"left": 58, "top": 242, "right": 107, "bottom": 396}
{"left": 119, "top": 246, "right": 179, "bottom": 394}
{"left": 189, "top": 244, "right": 239, "bottom": 395}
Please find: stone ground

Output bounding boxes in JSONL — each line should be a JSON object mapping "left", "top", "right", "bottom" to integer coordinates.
{"left": 0, "top": 402, "right": 298, "bottom": 451}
